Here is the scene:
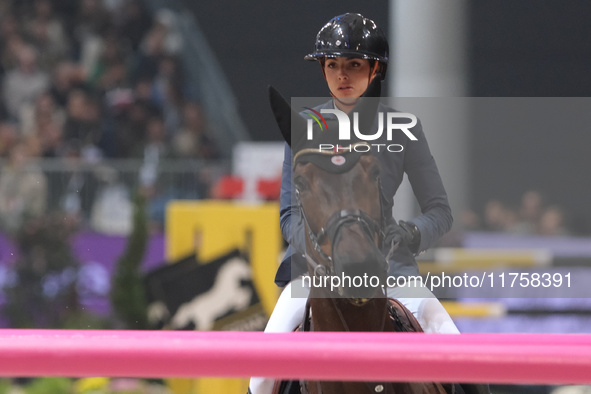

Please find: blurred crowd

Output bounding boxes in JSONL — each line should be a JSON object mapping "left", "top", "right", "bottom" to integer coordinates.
{"left": 0, "top": 0, "right": 221, "bottom": 234}
{"left": 462, "top": 190, "right": 577, "bottom": 237}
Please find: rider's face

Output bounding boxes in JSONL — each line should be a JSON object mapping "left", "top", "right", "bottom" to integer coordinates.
{"left": 323, "top": 57, "right": 377, "bottom": 105}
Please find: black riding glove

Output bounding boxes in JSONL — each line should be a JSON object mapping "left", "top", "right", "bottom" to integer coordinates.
{"left": 384, "top": 220, "right": 421, "bottom": 256}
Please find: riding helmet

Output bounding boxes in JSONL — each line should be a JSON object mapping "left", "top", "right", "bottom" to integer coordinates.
{"left": 305, "top": 13, "right": 389, "bottom": 78}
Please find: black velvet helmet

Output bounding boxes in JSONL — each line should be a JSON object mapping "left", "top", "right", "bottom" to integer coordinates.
{"left": 305, "top": 13, "right": 389, "bottom": 78}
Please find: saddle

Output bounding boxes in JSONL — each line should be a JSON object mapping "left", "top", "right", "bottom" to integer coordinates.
{"left": 272, "top": 299, "right": 430, "bottom": 394}
{"left": 271, "top": 300, "right": 491, "bottom": 394}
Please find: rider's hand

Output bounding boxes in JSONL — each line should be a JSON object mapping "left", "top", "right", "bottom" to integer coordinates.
{"left": 384, "top": 220, "right": 421, "bottom": 255}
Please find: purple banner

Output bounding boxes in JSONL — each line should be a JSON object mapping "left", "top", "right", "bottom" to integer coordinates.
{"left": 0, "top": 231, "right": 167, "bottom": 317}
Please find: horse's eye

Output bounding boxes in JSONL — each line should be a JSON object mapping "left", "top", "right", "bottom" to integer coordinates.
{"left": 294, "top": 176, "right": 308, "bottom": 192}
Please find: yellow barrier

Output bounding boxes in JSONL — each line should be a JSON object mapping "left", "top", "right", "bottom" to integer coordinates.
{"left": 165, "top": 200, "right": 282, "bottom": 394}
{"left": 419, "top": 248, "right": 552, "bottom": 274}
{"left": 441, "top": 301, "right": 507, "bottom": 318}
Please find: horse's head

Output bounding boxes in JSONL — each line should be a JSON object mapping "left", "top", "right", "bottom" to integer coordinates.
{"left": 269, "top": 79, "right": 388, "bottom": 300}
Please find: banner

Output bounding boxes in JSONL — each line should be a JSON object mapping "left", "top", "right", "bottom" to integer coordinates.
{"left": 145, "top": 249, "right": 266, "bottom": 331}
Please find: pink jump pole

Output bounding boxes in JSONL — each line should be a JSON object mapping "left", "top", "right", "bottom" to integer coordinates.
{"left": 0, "top": 330, "right": 590, "bottom": 385}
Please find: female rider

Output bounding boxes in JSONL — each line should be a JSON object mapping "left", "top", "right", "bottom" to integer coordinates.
{"left": 249, "top": 13, "right": 459, "bottom": 394}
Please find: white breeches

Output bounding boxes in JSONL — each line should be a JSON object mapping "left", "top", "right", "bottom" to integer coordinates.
{"left": 249, "top": 277, "right": 459, "bottom": 394}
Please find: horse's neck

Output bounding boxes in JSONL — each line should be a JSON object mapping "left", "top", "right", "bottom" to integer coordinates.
{"left": 308, "top": 293, "right": 390, "bottom": 332}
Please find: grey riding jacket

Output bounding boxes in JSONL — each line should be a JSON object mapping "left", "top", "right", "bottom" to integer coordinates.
{"left": 276, "top": 100, "right": 452, "bottom": 287}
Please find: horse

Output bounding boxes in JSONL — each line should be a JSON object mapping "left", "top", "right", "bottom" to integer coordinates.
{"left": 268, "top": 79, "right": 489, "bottom": 394}
{"left": 169, "top": 257, "right": 253, "bottom": 330}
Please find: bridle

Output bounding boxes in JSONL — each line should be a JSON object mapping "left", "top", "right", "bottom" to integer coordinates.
{"left": 296, "top": 169, "right": 392, "bottom": 394}
{"left": 295, "top": 165, "right": 390, "bottom": 283}
{"left": 295, "top": 156, "right": 394, "bottom": 394}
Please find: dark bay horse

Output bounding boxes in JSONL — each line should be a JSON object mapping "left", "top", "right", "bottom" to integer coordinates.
{"left": 267, "top": 79, "right": 482, "bottom": 394}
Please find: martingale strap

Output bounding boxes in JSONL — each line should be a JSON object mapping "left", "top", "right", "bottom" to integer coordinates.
{"left": 377, "top": 176, "right": 391, "bottom": 243}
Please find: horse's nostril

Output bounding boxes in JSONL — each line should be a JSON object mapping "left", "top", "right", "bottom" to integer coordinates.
{"left": 332, "top": 224, "right": 387, "bottom": 289}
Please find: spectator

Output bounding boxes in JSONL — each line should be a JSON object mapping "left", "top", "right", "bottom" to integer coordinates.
{"left": 172, "top": 101, "right": 219, "bottom": 160}
{"left": 152, "top": 55, "right": 182, "bottom": 105}
{"left": 515, "top": 190, "right": 544, "bottom": 234}
{"left": 87, "top": 27, "right": 127, "bottom": 90}
{"left": 2, "top": 44, "right": 49, "bottom": 119}
{"left": 76, "top": 0, "right": 111, "bottom": 38}
{"left": 0, "top": 122, "right": 18, "bottom": 158}
{"left": 56, "top": 139, "right": 99, "bottom": 225}
{"left": 460, "top": 208, "right": 481, "bottom": 231}
{"left": 0, "top": 2, "right": 215, "bottom": 234}
{"left": 134, "top": 9, "right": 183, "bottom": 81}
{"left": 0, "top": 0, "right": 13, "bottom": 17}
{"left": 136, "top": 115, "right": 171, "bottom": 191}
{"left": 0, "top": 13, "right": 23, "bottom": 74}
{"left": 137, "top": 115, "right": 175, "bottom": 231}
{"left": 502, "top": 207, "right": 520, "bottom": 234}
{"left": 150, "top": 55, "right": 185, "bottom": 135}
{"left": 116, "top": 0, "right": 153, "bottom": 52}
{"left": 1, "top": 34, "right": 27, "bottom": 80}
{"left": 482, "top": 199, "right": 510, "bottom": 232}
{"left": 133, "top": 31, "right": 164, "bottom": 82}
{"left": 162, "top": 80, "right": 184, "bottom": 138}
{"left": 95, "top": 59, "right": 128, "bottom": 95}
{"left": 134, "top": 114, "right": 171, "bottom": 160}
{"left": 132, "top": 76, "right": 156, "bottom": 103}
{"left": 19, "top": 90, "right": 66, "bottom": 138}
{"left": 113, "top": 99, "right": 155, "bottom": 158}
{"left": 74, "top": 0, "right": 111, "bottom": 78}
{"left": 48, "top": 61, "right": 86, "bottom": 108}
{"left": 51, "top": 0, "right": 79, "bottom": 38}
{"left": 142, "top": 9, "right": 183, "bottom": 56}
{"left": 477, "top": 193, "right": 575, "bottom": 237}
{"left": 36, "top": 119, "right": 63, "bottom": 157}
{"left": 0, "top": 141, "right": 48, "bottom": 234}
{"left": 62, "top": 89, "right": 103, "bottom": 161}
{"left": 102, "top": 0, "right": 127, "bottom": 14}
{"left": 23, "top": 0, "right": 70, "bottom": 71}
{"left": 537, "top": 206, "right": 568, "bottom": 236}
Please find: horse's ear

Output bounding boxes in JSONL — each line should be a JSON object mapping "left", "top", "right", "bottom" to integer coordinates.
{"left": 349, "top": 78, "right": 382, "bottom": 136}
{"left": 268, "top": 85, "right": 306, "bottom": 148}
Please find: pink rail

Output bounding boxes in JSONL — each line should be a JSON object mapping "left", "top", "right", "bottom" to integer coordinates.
{"left": 0, "top": 330, "right": 590, "bottom": 384}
